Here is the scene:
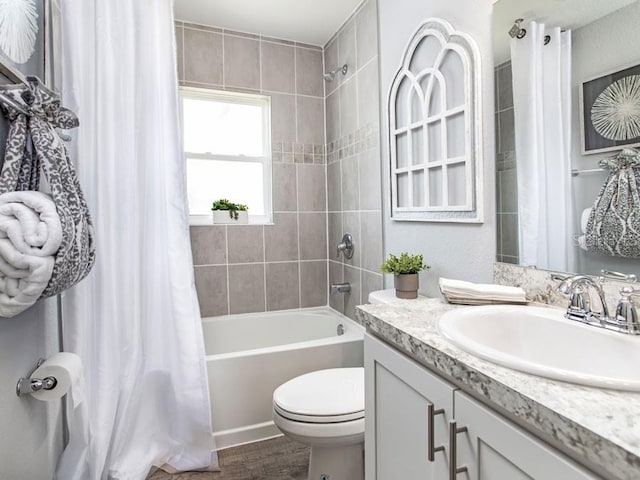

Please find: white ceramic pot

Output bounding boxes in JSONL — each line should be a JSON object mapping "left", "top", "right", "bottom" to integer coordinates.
{"left": 212, "top": 210, "right": 249, "bottom": 224}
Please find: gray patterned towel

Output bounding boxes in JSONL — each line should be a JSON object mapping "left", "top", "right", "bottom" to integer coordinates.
{"left": 585, "top": 149, "right": 640, "bottom": 258}
{"left": 0, "top": 77, "right": 96, "bottom": 298}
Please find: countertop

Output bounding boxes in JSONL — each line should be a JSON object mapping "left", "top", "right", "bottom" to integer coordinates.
{"left": 355, "top": 298, "right": 640, "bottom": 480}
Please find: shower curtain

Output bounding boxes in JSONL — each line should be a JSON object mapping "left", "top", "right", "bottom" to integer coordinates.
{"left": 56, "top": 1, "right": 217, "bottom": 478}
{"left": 510, "top": 22, "right": 572, "bottom": 271}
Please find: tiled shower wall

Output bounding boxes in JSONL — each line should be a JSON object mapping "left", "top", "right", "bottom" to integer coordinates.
{"left": 175, "top": 22, "right": 328, "bottom": 316}
{"left": 324, "top": 0, "right": 384, "bottom": 320}
{"left": 495, "top": 61, "right": 519, "bottom": 265}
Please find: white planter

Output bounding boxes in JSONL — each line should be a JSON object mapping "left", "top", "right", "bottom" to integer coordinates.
{"left": 212, "top": 210, "right": 249, "bottom": 224}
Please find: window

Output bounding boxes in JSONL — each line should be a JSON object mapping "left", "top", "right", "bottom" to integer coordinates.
{"left": 180, "top": 87, "right": 272, "bottom": 224}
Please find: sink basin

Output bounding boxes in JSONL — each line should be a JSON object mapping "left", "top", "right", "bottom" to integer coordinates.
{"left": 438, "top": 305, "right": 640, "bottom": 391}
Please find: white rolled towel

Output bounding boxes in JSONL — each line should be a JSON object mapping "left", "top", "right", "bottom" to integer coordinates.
{"left": 581, "top": 208, "right": 592, "bottom": 234}
{"left": 0, "top": 238, "right": 55, "bottom": 317}
{"left": 0, "top": 191, "right": 62, "bottom": 256}
{"left": 439, "top": 277, "right": 527, "bottom": 302}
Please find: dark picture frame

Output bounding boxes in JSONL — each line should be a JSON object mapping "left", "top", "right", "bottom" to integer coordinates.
{"left": 580, "top": 62, "right": 640, "bottom": 155}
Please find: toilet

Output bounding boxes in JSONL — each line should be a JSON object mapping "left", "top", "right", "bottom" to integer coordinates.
{"left": 273, "top": 367, "right": 365, "bottom": 480}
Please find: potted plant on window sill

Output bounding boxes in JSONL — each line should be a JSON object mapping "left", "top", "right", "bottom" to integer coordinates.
{"left": 212, "top": 199, "right": 249, "bottom": 224}
{"left": 380, "top": 252, "right": 430, "bottom": 299}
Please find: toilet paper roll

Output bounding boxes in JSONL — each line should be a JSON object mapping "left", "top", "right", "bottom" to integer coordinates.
{"left": 29, "top": 352, "right": 84, "bottom": 407}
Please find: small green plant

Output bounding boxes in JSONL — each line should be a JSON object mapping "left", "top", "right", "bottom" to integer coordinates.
{"left": 380, "top": 252, "right": 430, "bottom": 275}
{"left": 211, "top": 198, "right": 248, "bottom": 220}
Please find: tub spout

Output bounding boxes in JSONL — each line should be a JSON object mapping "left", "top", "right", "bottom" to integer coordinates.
{"left": 330, "top": 282, "right": 351, "bottom": 294}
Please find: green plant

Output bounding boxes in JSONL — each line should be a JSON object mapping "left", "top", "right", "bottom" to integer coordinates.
{"left": 380, "top": 252, "right": 430, "bottom": 275}
{"left": 211, "top": 198, "right": 248, "bottom": 220}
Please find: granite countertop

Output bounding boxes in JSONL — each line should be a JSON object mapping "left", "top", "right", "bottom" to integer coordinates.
{"left": 355, "top": 298, "right": 640, "bottom": 480}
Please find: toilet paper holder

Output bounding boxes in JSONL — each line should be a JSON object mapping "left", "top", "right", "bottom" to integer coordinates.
{"left": 16, "top": 358, "right": 58, "bottom": 397}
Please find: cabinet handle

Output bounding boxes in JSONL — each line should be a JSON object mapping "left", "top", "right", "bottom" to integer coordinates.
{"left": 449, "top": 420, "right": 468, "bottom": 480}
{"left": 427, "top": 403, "right": 445, "bottom": 461}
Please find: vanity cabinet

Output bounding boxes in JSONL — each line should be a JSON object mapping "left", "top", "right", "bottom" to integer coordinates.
{"left": 364, "top": 333, "right": 599, "bottom": 480}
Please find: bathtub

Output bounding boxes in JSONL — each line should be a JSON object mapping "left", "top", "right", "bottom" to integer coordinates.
{"left": 202, "top": 307, "right": 364, "bottom": 450}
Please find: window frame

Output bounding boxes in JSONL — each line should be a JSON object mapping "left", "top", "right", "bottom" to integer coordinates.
{"left": 180, "top": 86, "right": 273, "bottom": 225}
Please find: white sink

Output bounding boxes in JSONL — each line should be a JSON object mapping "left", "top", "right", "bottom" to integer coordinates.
{"left": 438, "top": 305, "right": 640, "bottom": 391}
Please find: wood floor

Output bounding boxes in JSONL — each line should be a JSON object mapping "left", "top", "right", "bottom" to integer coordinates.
{"left": 148, "top": 436, "right": 310, "bottom": 480}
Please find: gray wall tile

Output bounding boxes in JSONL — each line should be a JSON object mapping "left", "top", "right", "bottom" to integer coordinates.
{"left": 328, "top": 260, "right": 344, "bottom": 311}
{"left": 341, "top": 156, "right": 360, "bottom": 211}
{"left": 194, "top": 265, "right": 228, "bottom": 316}
{"left": 190, "top": 226, "right": 227, "bottom": 265}
{"left": 343, "top": 265, "right": 361, "bottom": 320}
{"left": 300, "top": 261, "right": 328, "bottom": 307}
{"left": 499, "top": 168, "right": 518, "bottom": 214}
{"left": 224, "top": 35, "right": 260, "bottom": 89}
{"left": 297, "top": 165, "right": 326, "bottom": 211}
{"left": 296, "top": 96, "right": 324, "bottom": 144}
{"left": 356, "top": 0, "right": 378, "bottom": 68}
{"left": 327, "top": 162, "right": 342, "bottom": 212}
{"left": 296, "top": 47, "right": 324, "bottom": 97}
{"left": 338, "top": 19, "right": 356, "bottom": 82}
{"left": 228, "top": 264, "right": 266, "bottom": 314}
{"left": 361, "top": 270, "right": 383, "bottom": 305}
{"left": 266, "top": 262, "right": 300, "bottom": 310}
{"left": 184, "top": 28, "right": 223, "bottom": 85}
{"left": 497, "top": 63, "right": 513, "bottom": 111}
{"left": 357, "top": 59, "right": 380, "bottom": 128}
{"left": 340, "top": 76, "right": 358, "bottom": 135}
{"left": 359, "top": 148, "right": 382, "bottom": 210}
{"left": 299, "top": 213, "right": 328, "bottom": 260}
{"left": 270, "top": 93, "right": 297, "bottom": 143}
{"left": 498, "top": 108, "right": 515, "bottom": 153}
{"left": 227, "top": 225, "right": 264, "bottom": 263}
{"left": 273, "top": 163, "right": 297, "bottom": 211}
{"left": 328, "top": 212, "right": 343, "bottom": 263}
{"left": 501, "top": 213, "right": 519, "bottom": 257}
{"left": 262, "top": 41, "right": 295, "bottom": 93}
{"left": 361, "top": 211, "right": 383, "bottom": 272}
{"left": 326, "top": 90, "right": 341, "bottom": 143}
{"left": 265, "top": 213, "right": 299, "bottom": 262}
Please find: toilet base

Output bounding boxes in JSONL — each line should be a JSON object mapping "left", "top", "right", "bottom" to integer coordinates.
{"left": 308, "top": 443, "right": 364, "bottom": 480}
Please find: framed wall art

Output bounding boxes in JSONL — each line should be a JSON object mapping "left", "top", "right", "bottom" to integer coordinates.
{"left": 580, "top": 62, "right": 640, "bottom": 154}
{"left": 0, "top": 0, "right": 46, "bottom": 83}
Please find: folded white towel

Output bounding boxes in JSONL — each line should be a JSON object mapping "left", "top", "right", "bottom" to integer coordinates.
{"left": 0, "top": 238, "right": 55, "bottom": 317}
{"left": 439, "top": 277, "right": 527, "bottom": 304}
{"left": 0, "top": 191, "right": 62, "bottom": 256}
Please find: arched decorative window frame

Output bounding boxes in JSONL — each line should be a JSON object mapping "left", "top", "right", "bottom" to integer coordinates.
{"left": 388, "top": 18, "right": 484, "bottom": 223}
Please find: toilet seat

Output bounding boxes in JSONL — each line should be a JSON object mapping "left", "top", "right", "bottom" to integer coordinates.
{"left": 273, "top": 367, "right": 364, "bottom": 424}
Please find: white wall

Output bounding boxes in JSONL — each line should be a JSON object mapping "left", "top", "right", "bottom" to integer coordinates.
{"left": 570, "top": 2, "right": 640, "bottom": 275}
{"left": 0, "top": 299, "right": 63, "bottom": 480}
{"left": 378, "top": 0, "right": 496, "bottom": 296}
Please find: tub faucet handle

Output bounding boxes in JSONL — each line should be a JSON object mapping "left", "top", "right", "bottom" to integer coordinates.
{"left": 337, "top": 233, "right": 354, "bottom": 259}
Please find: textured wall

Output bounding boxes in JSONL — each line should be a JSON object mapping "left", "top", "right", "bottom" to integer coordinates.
{"left": 175, "top": 22, "right": 329, "bottom": 315}
{"left": 324, "top": 0, "right": 384, "bottom": 320}
{"left": 378, "top": 0, "right": 496, "bottom": 297}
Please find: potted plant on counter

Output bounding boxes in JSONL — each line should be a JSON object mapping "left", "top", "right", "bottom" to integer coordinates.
{"left": 212, "top": 198, "right": 249, "bottom": 224}
{"left": 380, "top": 252, "right": 430, "bottom": 299}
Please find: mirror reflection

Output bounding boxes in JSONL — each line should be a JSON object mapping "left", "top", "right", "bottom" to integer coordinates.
{"left": 493, "top": 0, "right": 640, "bottom": 277}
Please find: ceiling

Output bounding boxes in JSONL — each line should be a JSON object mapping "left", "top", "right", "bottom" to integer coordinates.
{"left": 493, "top": 0, "right": 636, "bottom": 64}
{"left": 173, "top": 0, "right": 363, "bottom": 46}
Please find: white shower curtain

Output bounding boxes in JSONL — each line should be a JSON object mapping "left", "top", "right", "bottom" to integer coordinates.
{"left": 510, "top": 22, "right": 572, "bottom": 271}
{"left": 56, "top": 1, "right": 217, "bottom": 478}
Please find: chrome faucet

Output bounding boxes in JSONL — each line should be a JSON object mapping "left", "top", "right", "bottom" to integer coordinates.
{"left": 330, "top": 282, "right": 351, "bottom": 294}
{"left": 556, "top": 275, "right": 640, "bottom": 335}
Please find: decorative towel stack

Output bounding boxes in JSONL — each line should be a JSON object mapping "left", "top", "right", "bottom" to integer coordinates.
{"left": 0, "top": 77, "right": 96, "bottom": 317}
{"left": 439, "top": 278, "right": 527, "bottom": 305}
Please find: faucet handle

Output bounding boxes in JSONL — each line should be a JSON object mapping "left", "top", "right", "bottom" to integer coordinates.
{"left": 615, "top": 287, "right": 640, "bottom": 333}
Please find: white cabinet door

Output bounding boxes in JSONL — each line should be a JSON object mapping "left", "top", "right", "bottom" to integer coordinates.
{"left": 453, "top": 391, "right": 600, "bottom": 480}
{"left": 365, "top": 333, "right": 455, "bottom": 480}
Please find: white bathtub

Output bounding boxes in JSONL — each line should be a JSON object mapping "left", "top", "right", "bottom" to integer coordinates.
{"left": 203, "top": 307, "right": 364, "bottom": 450}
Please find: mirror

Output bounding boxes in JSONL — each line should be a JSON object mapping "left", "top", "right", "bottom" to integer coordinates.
{"left": 493, "top": 0, "right": 640, "bottom": 277}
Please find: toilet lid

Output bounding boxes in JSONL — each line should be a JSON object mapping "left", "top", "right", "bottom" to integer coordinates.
{"left": 273, "top": 368, "right": 364, "bottom": 421}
